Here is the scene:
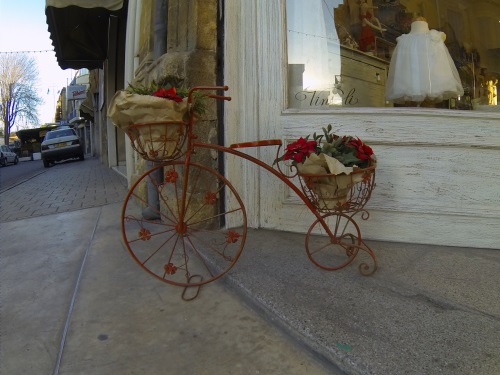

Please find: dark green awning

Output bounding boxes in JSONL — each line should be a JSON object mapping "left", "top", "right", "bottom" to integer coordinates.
{"left": 45, "top": 1, "right": 125, "bottom": 70}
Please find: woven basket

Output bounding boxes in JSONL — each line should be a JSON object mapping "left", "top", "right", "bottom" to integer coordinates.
{"left": 298, "top": 166, "right": 375, "bottom": 213}
{"left": 126, "top": 121, "right": 188, "bottom": 162}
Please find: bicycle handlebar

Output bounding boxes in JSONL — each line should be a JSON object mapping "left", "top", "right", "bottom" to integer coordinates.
{"left": 205, "top": 94, "right": 232, "bottom": 101}
{"left": 188, "top": 85, "right": 232, "bottom": 102}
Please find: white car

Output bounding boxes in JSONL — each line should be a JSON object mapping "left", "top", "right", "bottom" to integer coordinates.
{"left": 0, "top": 144, "right": 19, "bottom": 166}
{"left": 41, "top": 127, "right": 85, "bottom": 168}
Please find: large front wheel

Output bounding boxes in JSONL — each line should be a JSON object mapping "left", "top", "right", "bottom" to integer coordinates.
{"left": 121, "top": 161, "right": 247, "bottom": 287}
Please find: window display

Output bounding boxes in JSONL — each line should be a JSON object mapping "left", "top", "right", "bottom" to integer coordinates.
{"left": 286, "top": 0, "right": 500, "bottom": 111}
{"left": 385, "top": 18, "right": 464, "bottom": 104}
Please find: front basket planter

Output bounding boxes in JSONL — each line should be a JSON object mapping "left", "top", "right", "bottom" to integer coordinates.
{"left": 298, "top": 166, "right": 376, "bottom": 213}
{"left": 126, "top": 122, "right": 187, "bottom": 162}
{"left": 108, "top": 90, "right": 190, "bottom": 161}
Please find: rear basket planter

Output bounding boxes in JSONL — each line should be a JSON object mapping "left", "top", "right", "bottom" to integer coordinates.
{"left": 298, "top": 166, "right": 376, "bottom": 213}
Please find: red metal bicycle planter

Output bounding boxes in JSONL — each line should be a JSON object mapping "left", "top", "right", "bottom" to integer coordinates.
{"left": 120, "top": 86, "right": 377, "bottom": 293}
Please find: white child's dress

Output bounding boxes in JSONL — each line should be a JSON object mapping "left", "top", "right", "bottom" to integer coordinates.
{"left": 386, "top": 22, "right": 464, "bottom": 103}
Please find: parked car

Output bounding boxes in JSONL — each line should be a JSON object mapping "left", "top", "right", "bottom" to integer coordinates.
{"left": 41, "top": 127, "right": 85, "bottom": 168}
{"left": 0, "top": 144, "right": 19, "bottom": 166}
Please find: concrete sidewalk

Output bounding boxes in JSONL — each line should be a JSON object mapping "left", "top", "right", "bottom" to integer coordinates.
{"left": 0, "top": 204, "right": 334, "bottom": 375}
{"left": 0, "top": 157, "right": 499, "bottom": 374}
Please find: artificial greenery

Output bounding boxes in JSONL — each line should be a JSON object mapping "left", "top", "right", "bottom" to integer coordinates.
{"left": 125, "top": 76, "right": 207, "bottom": 115}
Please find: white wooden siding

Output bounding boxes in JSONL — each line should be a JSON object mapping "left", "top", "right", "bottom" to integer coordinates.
{"left": 225, "top": 0, "right": 500, "bottom": 249}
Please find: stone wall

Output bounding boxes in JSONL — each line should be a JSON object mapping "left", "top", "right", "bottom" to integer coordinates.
{"left": 129, "top": 0, "right": 220, "bottom": 217}
{"left": 134, "top": 0, "right": 219, "bottom": 165}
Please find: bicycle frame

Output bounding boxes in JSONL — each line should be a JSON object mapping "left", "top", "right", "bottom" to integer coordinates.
{"left": 120, "top": 85, "right": 377, "bottom": 294}
{"left": 185, "top": 86, "right": 370, "bottom": 246}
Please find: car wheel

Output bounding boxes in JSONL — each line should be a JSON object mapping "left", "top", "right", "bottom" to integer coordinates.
{"left": 43, "top": 159, "right": 50, "bottom": 168}
{"left": 14, "top": 156, "right": 19, "bottom": 165}
{"left": 0, "top": 157, "right": 6, "bottom": 167}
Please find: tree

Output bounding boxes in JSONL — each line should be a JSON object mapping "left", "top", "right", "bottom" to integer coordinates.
{"left": 0, "top": 53, "right": 43, "bottom": 144}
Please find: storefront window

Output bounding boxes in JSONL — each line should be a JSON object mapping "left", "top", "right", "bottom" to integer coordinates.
{"left": 286, "top": 0, "right": 500, "bottom": 111}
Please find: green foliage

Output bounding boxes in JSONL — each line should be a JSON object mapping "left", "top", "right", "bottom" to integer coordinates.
{"left": 312, "top": 125, "right": 362, "bottom": 167}
{"left": 125, "top": 75, "right": 184, "bottom": 95}
{"left": 125, "top": 75, "right": 207, "bottom": 115}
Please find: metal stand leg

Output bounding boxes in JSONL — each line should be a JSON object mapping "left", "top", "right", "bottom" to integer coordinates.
{"left": 142, "top": 161, "right": 162, "bottom": 220}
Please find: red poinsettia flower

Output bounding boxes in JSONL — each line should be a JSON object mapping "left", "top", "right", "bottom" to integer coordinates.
{"left": 283, "top": 137, "right": 318, "bottom": 163}
{"left": 152, "top": 87, "right": 184, "bottom": 102}
{"left": 348, "top": 137, "right": 373, "bottom": 161}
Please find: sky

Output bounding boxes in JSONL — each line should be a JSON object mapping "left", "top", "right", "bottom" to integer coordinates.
{"left": 0, "top": 0, "right": 76, "bottom": 127}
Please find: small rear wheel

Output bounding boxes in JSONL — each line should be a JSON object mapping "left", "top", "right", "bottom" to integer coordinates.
{"left": 121, "top": 161, "right": 247, "bottom": 287}
{"left": 14, "top": 156, "right": 19, "bottom": 165}
{"left": 305, "top": 212, "right": 377, "bottom": 275}
{"left": 305, "top": 212, "right": 362, "bottom": 271}
{"left": 43, "top": 159, "right": 50, "bottom": 168}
